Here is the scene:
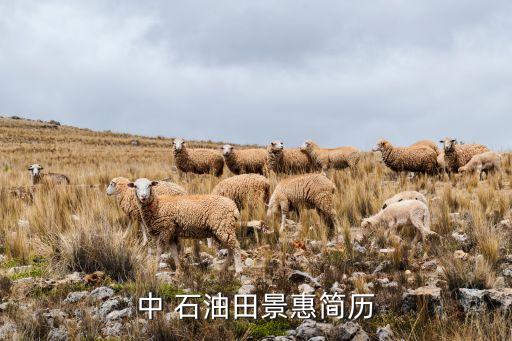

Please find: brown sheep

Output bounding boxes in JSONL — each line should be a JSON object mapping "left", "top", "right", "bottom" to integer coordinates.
{"left": 172, "top": 138, "right": 224, "bottom": 177}
{"left": 212, "top": 174, "right": 270, "bottom": 211}
{"left": 373, "top": 139, "right": 438, "bottom": 174}
{"left": 300, "top": 140, "right": 360, "bottom": 172}
{"left": 410, "top": 140, "right": 439, "bottom": 155}
{"left": 28, "top": 164, "right": 70, "bottom": 185}
{"left": 267, "top": 140, "right": 317, "bottom": 174}
{"left": 221, "top": 144, "right": 267, "bottom": 175}
{"left": 440, "top": 138, "right": 489, "bottom": 173}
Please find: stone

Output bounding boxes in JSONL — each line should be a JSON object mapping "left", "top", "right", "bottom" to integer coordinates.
{"left": 238, "top": 284, "right": 256, "bottom": 295}
{"left": 293, "top": 319, "right": 332, "bottom": 340}
{"left": 156, "top": 272, "right": 173, "bottom": 284}
{"left": 7, "top": 265, "right": 33, "bottom": 276}
{"left": 56, "top": 272, "right": 82, "bottom": 285}
{"left": 0, "top": 322, "right": 16, "bottom": 339}
{"left": 102, "top": 321, "right": 123, "bottom": 337}
{"left": 245, "top": 258, "right": 254, "bottom": 267}
{"left": 330, "top": 322, "right": 369, "bottom": 341}
{"left": 457, "top": 288, "right": 487, "bottom": 314}
{"left": 373, "top": 261, "right": 391, "bottom": 274}
{"left": 64, "top": 291, "right": 88, "bottom": 304}
{"left": 288, "top": 270, "right": 321, "bottom": 288}
{"left": 89, "top": 286, "right": 114, "bottom": 301}
{"left": 106, "top": 307, "right": 133, "bottom": 321}
{"left": 402, "top": 286, "right": 442, "bottom": 314}
{"left": 376, "top": 324, "right": 395, "bottom": 341}
{"left": 47, "top": 327, "right": 68, "bottom": 341}
{"left": 298, "top": 283, "right": 315, "bottom": 295}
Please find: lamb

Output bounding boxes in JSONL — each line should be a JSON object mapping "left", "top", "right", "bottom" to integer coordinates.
{"left": 106, "top": 177, "right": 186, "bottom": 244}
{"left": 266, "top": 173, "right": 337, "bottom": 235}
{"left": 410, "top": 140, "right": 439, "bottom": 155}
{"left": 266, "top": 140, "right": 317, "bottom": 174}
{"left": 300, "top": 140, "right": 360, "bottom": 172}
{"left": 458, "top": 151, "right": 502, "bottom": 179}
{"left": 28, "top": 164, "right": 70, "bottom": 185}
{"left": 128, "top": 178, "right": 242, "bottom": 275}
{"left": 382, "top": 191, "right": 427, "bottom": 209}
{"left": 221, "top": 144, "right": 267, "bottom": 175}
{"left": 361, "top": 200, "right": 437, "bottom": 243}
{"left": 212, "top": 174, "right": 270, "bottom": 211}
{"left": 172, "top": 138, "right": 224, "bottom": 177}
{"left": 439, "top": 138, "right": 489, "bottom": 173}
{"left": 373, "top": 139, "right": 439, "bottom": 174}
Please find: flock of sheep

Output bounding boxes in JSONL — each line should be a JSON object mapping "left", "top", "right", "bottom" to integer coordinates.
{"left": 20, "top": 137, "right": 503, "bottom": 276}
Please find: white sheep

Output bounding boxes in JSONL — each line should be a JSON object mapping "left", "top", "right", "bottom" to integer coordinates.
{"left": 458, "top": 151, "right": 502, "bottom": 180}
{"left": 129, "top": 178, "right": 243, "bottom": 275}
{"left": 266, "top": 173, "right": 337, "bottom": 235}
{"left": 28, "top": 164, "right": 70, "bottom": 185}
{"left": 221, "top": 144, "right": 267, "bottom": 175}
{"left": 361, "top": 200, "right": 437, "bottom": 243}
{"left": 382, "top": 191, "right": 427, "bottom": 210}
{"left": 172, "top": 138, "right": 224, "bottom": 177}
{"left": 267, "top": 140, "right": 317, "bottom": 174}
{"left": 212, "top": 174, "right": 270, "bottom": 211}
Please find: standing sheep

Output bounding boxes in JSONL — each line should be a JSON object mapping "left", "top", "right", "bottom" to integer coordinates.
{"left": 361, "top": 200, "right": 437, "bottom": 243}
{"left": 128, "top": 178, "right": 243, "bottom": 275}
{"left": 172, "top": 138, "right": 224, "bottom": 177}
{"left": 28, "top": 164, "right": 70, "bottom": 185}
{"left": 212, "top": 174, "right": 270, "bottom": 211}
{"left": 382, "top": 190, "right": 427, "bottom": 209}
{"left": 266, "top": 173, "right": 337, "bottom": 235}
{"left": 300, "top": 140, "right": 360, "bottom": 172}
{"left": 458, "top": 151, "right": 502, "bottom": 179}
{"left": 373, "top": 139, "right": 439, "bottom": 175}
{"left": 106, "top": 177, "right": 186, "bottom": 244}
{"left": 410, "top": 140, "right": 439, "bottom": 155}
{"left": 439, "top": 138, "right": 489, "bottom": 173}
{"left": 221, "top": 144, "right": 267, "bottom": 175}
{"left": 267, "top": 140, "right": 317, "bottom": 174}
{"left": 437, "top": 152, "right": 446, "bottom": 173}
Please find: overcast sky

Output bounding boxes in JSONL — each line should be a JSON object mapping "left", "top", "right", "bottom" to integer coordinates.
{"left": 1, "top": 1, "right": 511, "bottom": 149}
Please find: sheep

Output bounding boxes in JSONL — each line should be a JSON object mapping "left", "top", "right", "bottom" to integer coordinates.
{"left": 300, "top": 140, "right": 360, "bottom": 172}
{"left": 221, "top": 144, "right": 267, "bottom": 175}
{"left": 410, "top": 140, "right": 439, "bottom": 155}
{"left": 128, "top": 178, "right": 243, "bottom": 275}
{"left": 439, "top": 138, "right": 489, "bottom": 173}
{"left": 266, "top": 173, "right": 337, "bottom": 235}
{"left": 437, "top": 152, "right": 446, "bottom": 173}
{"left": 27, "top": 164, "right": 70, "bottom": 185}
{"left": 458, "top": 151, "right": 502, "bottom": 180}
{"left": 212, "top": 174, "right": 270, "bottom": 211}
{"left": 106, "top": 177, "right": 186, "bottom": 244}
{"left": 361, "top": 200, "right": 437, "bottom": 243}
{"left": 382, "top": 190, "right": 427, "bottom": 210}
{"left": 373, "top": 139, "right": 439, "bottom": 174}
{"left": 266, "top": 140, "right": 317, "bottom": 174}
{"left": 172, "top": 138, "right": 224, "bottom": 177}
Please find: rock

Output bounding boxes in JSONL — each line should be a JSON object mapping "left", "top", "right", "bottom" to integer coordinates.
{"left": 298, "top": 283, "right": 315, "bottom": 295}
{"left": 245, "top": 258, "right": 254, "bottom": 267}
{"left": 158, "top": 262, "right": 169, "bottom": 269}
{"left": 47, "top": 327, "right": 68, "bottom": 341}
{"left": 503, "top": 268, "right": 512, "bottom": 278}
{"left": 353, "top": 242, "right": 366, "bottom": 254}
{"left": 89, "top": 286, "right": 114, "bottom": 301}
{"left": 454, "top": 250, "right": 468, "bottom": 261}
{"left": 402, "top": 286, "right": 442, "bottom": 314}
{"left": 106, "top": 307, "right": 133, "bottom": 322}
{"left": 156, "top": 272, "right": 173, "bottom": 284}
{"left": 373, "top": 261, "right": 391, "bottom": 274}
{"left": 7, "top": 265, "right": 33, "bottom": 276}
{"left": 288, "top": 270, "right": 321, "bottom": 288}
{"left": 238, "top": 284, "right": 256, "bottom": 295}
{"left": 261, "top": 336, "right": 296, "bottom": 341}
{"left": 376, "top": 324, "right": 395, "bottom": 341}
{"left": 102, "top": 321, "right": 123, "bottom": 337}
{"left": 64, "top": 291, "right": 89, "bottom": 304}
{"left": 0, "top": 322, "right": 16, "bottom": 339}
{"left": 293, "top": 319, "right": 332, "bottom": 340}
{"left": 39, "top": 309, "right": 67, "bottom": 327}
{"left": 457, "top": 288, "right": 487, "bottom": 314}
{"left": 309, "top": 337, "right": 326, "bottom": 341}
{"left": 486, "top": 288, "right": 512, "bottom": 311}
{"left": 331, "top": 322, "right": 369, "bottom": 341}
{"left": 96, "top": 297, "right": 129, "bottom": 318}
{"left": 330, "top": 281, "right": 345, "bottom": 294}
{"left": 56, "top": 272, "right": 82, "bottom": 285}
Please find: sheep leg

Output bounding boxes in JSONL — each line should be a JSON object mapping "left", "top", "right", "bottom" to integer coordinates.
{"left": 169, "top": 240, "right": 182, "bottom": 273}
{"left": 207, "top": 238, "right": 212, "bottom": 248}
{"left": 193, "top": 240, "right": 201, "bottom": 260}
{"left": 279, "top": 202, "right": 289, "bottom": 232}
{"left": 221, "top": 248, "right": 234, "bottom": 272}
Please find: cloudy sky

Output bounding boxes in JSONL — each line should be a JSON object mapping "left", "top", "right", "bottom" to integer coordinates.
{"left": 1, "top": 1, "right": 511, "bottom": 149}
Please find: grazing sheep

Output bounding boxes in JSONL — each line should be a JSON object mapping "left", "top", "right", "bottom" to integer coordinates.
{"left": 361, "top": 200, "right": 436, "bottom": 243}
{"left": 439, "top": 138, "right": 489, "bottom": 173}
{"left": 373, "top": 139, "right": 439, "bottom": 174}
{"left": 458, "top": 151, "right": 502, "bottom": 179}
{"left": 266, "top": 173, "right": 337, "bottom": 235}
{"left": 267, "top": 140, "right": 317, "bottom": 174}
{"left": 212, "top": 174, "right": 270, "bottom": 211}
{"left": 106, "top": 177, "right": 186, "bottom": 244}
{"left": 300, "top": 140, "right": 360, "bottom": 172}
{"left": 172, "top": 138, "right": 224, "bottom": 177}
{"left": 129, "top": 178, "right": 243, "bottom": 274}
{"left": 221, "top": 144, "right": 267, "bottom": 175}
{"left": 410, "top": 140, "right": 439, "bottom": 155}
{"left": 382, "top": 191, "right": 427, "bottom": 210}
{"left": 28, "top": 164, "right": 70, "bottom": 185}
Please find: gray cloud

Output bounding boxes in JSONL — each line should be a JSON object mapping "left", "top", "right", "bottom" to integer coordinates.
{"left": 1, "top": 0, "right": 511, "bottom": 149}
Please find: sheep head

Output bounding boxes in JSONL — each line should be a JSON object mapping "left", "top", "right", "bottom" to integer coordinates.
{"left": 28, "top": 164, "right": 43, "bottom": 176}
{"left": 440, "top": 138, "right": 457, "bottom": 152}
{"left": 222, "top": 144, "right": 234, "bottom": 156}
{"left": 128, "top": 178, "right": 158, "bottom": 203}
{"left": 373, "top": 139, "right": 390, "bottom": 152}
{"left": 268, "top": 140, "right": 284, "bottom": 153}
{"left": 173, "top": 138, "right": 185, "bottom": 151}
{"left": 106, "top": 177, "right": 129, "bottom": 196}
{"left": 300, "top": 140, "right": 317, "bottom": 151}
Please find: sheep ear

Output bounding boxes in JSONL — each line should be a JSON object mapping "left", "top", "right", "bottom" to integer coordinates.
{"left": 438, "top": 140, "right": 444, "bottom": 144}
{"left": 127, "top": 182, "right": 135, "bottom": 188}
{"left": 27, "top": 166, "right": 32, "bottom": 170}
{"left": 151, "top": 181, "right": 158, "bottom": 186}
